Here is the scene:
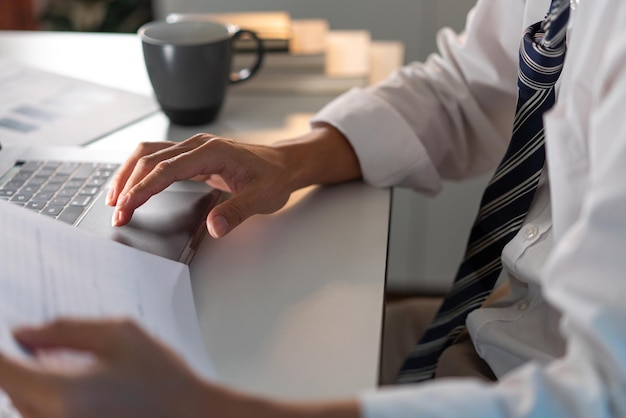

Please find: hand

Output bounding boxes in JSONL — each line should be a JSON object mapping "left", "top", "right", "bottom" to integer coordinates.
{"left": 0, "top": 319, "right": 361, "bottom": 418}
{"left": 0, "top": 318, "right": 207, "bottom": 418}
{"left": 106, "top": 134, "right": 296, "bottom": 238}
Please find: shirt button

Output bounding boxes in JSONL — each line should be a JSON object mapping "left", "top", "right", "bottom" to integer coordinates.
{"left": 523, "top": 224, "right": 539, "bottom": 241}
{"left": 518, "top": 301, "right": 529, "bottom": 311}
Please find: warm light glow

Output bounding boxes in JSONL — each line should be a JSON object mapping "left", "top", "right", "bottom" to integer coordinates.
{"left": 325, "top": 30, "right": 371, "bottom": 77}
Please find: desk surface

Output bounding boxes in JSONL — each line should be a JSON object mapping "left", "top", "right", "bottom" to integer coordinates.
{"left": 0, "top": 30, "right": 389, "bottom": 400}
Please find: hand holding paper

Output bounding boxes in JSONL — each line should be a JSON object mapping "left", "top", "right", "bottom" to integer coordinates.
{"left": 0, "top": 199, "right": 216, "bottom": 416}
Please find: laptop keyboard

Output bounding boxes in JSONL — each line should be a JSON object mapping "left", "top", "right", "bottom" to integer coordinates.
{"left": 0, "top": 160, "right": 120, "bottom": 225}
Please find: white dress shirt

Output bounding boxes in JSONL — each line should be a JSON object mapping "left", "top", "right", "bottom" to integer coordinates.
{"left": 312, "top": 0, "right": 626, "bottom": 416}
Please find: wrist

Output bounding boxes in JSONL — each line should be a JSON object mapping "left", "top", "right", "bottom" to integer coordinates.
{"left": 275, "top": 123, "right": 362, "bottom": 192}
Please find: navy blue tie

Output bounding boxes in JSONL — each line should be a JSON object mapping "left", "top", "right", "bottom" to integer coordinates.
{"left": 397, "top": 0, "right": 570, "bottom": 383}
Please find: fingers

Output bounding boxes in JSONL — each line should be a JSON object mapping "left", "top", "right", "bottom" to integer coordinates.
{"left": 12, "top": 318, "right": 142, "bottom": 359}
{"left": 113, "top": 136, "right": 229, "bottom": 227}
{"left": 206, "top": 194, "right": 254, "bottom": 239}
{"left": 110, "top": 134, "right": 294, "bottom": 236}
{"left": 10, "top": 396, "right": 40, "bottom": 418}
{"left": 0, "top": 351, "right": 62, "bottom": 415}
{"left": 206, "top": 212, "right": 230, "bottom": 238}
{"left": 0, "top": 318, "right": 184, "bottom": 418}
{"left": 111, "top": 135, "right": 218, "bottom": 227}
{"left": 206, "top": 183, "right": 290, "bottom": 239}
{"left": 117, "top": 139, "right": 201, "bottom": 198}
{"left": 106, "top": 141, "right": 175, "bottom": 206}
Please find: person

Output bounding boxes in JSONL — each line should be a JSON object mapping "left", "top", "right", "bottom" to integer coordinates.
{"left": 2, "top": 0, "right": 626, "bottom": 416}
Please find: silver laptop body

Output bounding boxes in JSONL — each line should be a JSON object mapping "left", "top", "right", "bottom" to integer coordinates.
{"left": 0, "top": 145, "right": 220, "bottom": 264}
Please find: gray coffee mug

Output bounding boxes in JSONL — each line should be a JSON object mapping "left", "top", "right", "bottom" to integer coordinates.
{"left": 138, "top": 20, "right": 264, "bottom": 125}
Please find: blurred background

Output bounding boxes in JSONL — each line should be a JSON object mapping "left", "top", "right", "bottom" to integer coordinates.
{"left": 0, "top": 0, "right": 152, "bottom": 32}
{"left": 1, "top": 0, "right": 474, "bottom": 62}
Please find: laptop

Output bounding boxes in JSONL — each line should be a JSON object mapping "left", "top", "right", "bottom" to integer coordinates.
{"left": 0, "top": 143, "right": 221, "bottom": 264}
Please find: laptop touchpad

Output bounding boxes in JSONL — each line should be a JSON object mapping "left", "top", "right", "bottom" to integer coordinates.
{"left": 77, "top": 188, "right": 220, "bottom": 262}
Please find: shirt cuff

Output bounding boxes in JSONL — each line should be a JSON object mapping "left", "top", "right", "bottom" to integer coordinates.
{"left": 310, "top": 88, "right": 442, "bottom": 195}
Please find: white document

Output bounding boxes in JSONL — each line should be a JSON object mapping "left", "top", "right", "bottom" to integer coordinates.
{"left": 0, "top": 61, "right": 158, "bottom": 146}
{"left": 0, "top": 199, "right": 216, "bottom": 379}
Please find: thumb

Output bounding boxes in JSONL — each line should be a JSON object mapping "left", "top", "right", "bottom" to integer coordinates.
{"left": 206, "top": 195, "right": 258, "bottom": 238}
{"left": 0, "top": 351, "right": 54, "bottom": 395}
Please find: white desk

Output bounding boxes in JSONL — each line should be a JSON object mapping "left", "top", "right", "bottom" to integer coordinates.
{"left": 0, "top": 30, "right": 390, "bottom": 400}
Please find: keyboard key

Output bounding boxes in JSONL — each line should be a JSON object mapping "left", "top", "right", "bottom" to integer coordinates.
{"left": 41, "top": 183, "right": 62, "bottom": 193}
{"left": 18, "top": 160, "right": 41, "bottom": 171}
{"left": 20, "top": 185, "right": 40, "bottom": 194}
{"left": 48, "top": 174, "right": 69, "bottom": 184}
{"left": 25, "top": 177, "right": 45, "bottom": 186}
{"left": 4, "top": 180, "right": 24, "bottom": 189}
{"left": 79, "top": 187, "right": 100, "bottom": 196}
{"left": 32, "top": 192, "right": 55, "bottom": 202}
{"left": 42, "top": 205, "right": 63, "bottom": 217}
{"left": 50, "top": 197, "right": 71, "bottom": 206}
{"left": 10, "top": 172, "right": 32, "bottom": 181}
{"left": 42, "top": 162, "right": 61, "bottom": 170}
{"left": 34, "top": 168, "right": 55, "bottom": 178}
{"left": 71, "top": 163, "right": 97, "bottom": 180}
{"left": 66, "top": 180, "right": 85, "bottom": 188}
{"left": 85, "top": 178, "right": 105, "bottom": 187}
{"left": 70, "top": 196, "right": 92, "bottom": 207}
{"left": 57, "top": 206, "right": 84, "bottom": 224}
{"left": 101, "top": 163, "right": 120, "bottom": 170}
{"left": 26, "top": 201, "right": 46, "bottom": 211}
{"left": 58, "top": 187, "right": 78, "bottom": 197}
{"left": 0, "top": 190, "right": 15, "bottom": 198}
{"left": 10, "top": 193, "right": 32, "bottom": 203}
{"left": 57, "top": 162, "right": 80, "bottom": 175}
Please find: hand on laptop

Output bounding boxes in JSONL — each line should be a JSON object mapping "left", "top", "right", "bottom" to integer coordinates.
{"left": 106, "top": 134, "right": 295, "bottom": 238}
{"left": 107, "top": 124, "right": 361, "bottom": 238}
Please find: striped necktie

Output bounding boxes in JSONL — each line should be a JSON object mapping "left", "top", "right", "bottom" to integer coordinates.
{"left": 396, "top": 0, "right": 570, "bottom": 383}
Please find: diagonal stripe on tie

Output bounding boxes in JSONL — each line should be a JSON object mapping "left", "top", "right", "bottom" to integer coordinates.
{"left": 396, "top": 0, "right": 570, "bottom": 383}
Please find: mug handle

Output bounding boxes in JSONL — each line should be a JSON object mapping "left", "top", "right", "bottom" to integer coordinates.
{"left": 230, "top": 29, "right": 265, "bottom": 84}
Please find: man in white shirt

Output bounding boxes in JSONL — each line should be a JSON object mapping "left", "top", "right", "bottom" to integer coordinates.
{"left": 2, "top": 0, "right": 626, "bottom": 417}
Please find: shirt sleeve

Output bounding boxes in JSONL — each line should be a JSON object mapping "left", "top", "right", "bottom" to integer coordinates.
{"left": 360, "top": 3, "right": 626, "bottom": 417}
{"left": 311, "top": 0, "right": 524, "bottom": 194}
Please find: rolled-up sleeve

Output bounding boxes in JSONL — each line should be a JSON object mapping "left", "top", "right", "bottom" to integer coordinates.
{"left": 311, "top": 0, "right": 524, "bottom": 194}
